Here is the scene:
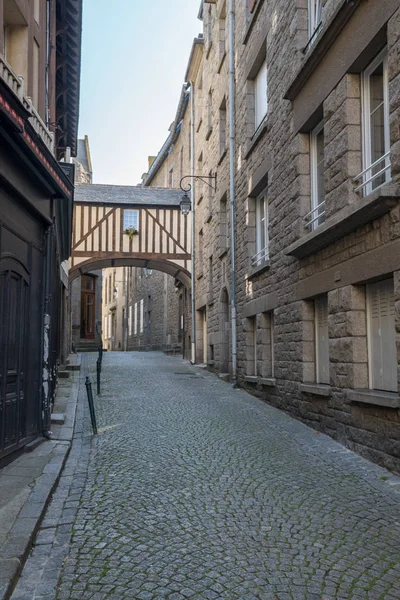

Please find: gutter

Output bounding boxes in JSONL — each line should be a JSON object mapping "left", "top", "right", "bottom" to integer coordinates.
{"left": 228, "top": 0, "right": 237, "bottom": 384}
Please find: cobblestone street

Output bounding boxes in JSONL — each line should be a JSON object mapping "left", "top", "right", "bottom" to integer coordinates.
{"left": 13, "top": 352, "right": 400, "bottom": 600}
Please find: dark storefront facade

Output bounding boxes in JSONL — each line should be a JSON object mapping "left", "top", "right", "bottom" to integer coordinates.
{"left": 0, "top": 0, "right": 81, "bottom": 463}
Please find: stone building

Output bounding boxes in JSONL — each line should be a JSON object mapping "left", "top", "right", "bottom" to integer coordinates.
{"left": 102, "top": 266, "right": 183, "bottom": 353}
{"left": 0, "top": 0, "right": 82, "bottom": 462}
{"left": 144, "top": 0, "right": 400, "bottom": 472}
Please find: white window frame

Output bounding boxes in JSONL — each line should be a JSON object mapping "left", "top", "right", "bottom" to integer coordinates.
{"left": 361, "top": 48, "right": 391, "bottom": 196}
{"left": 252, "top": 189, "right": 269, "bottom": 267}
{"left": 308, "top": 0, "right": 322, "bottom": 40}
{"left": 254, "top": 60, "right": 268, "bottom": 131}
{"left": 134, "top": 302, "right": 138, "bottom": 336}
{"left": 140, "top": 299, "right": 144, "bottom": 333}
{"left": 308, "top": 120, "right": 325, "bottom": 230}
{"left": 129, "top": 305, "right": 132, "bottom": 336}
{"left": 123, "top": 210, "right": 139, "bottom": 231}
{"left": 104, "top": 316, "right": 108, "bottom": 340}
{"left": 366, "top": 279, "right": 397, "bottom": 392}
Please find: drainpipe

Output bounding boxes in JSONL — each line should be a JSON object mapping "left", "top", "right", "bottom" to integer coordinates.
{"left": 41, "top": 227, "right": 52, "bottom": 439}
{"left": 190, "top": 82, "right": 196, "bottom": 364}
{"left": 228, "top": 0, "right": 237, "bottom": 384}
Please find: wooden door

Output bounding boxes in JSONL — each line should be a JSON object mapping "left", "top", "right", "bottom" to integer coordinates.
{"left": 0, "top": 259, "right": 29, "bottom": 458}
{"left": 80, "top": 275, "right": 96, "bottom": 339}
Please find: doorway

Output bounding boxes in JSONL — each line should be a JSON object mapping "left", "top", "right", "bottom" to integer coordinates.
{"left": 220, "top": 288, "right": 229, "bottom": 373}
{"left": 80, "top": 275, "right": 96, "bottom": 339}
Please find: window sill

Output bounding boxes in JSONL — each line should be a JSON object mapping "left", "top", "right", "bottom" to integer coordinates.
{"left": 300, "top": 383, "right": 331, "bottom": 397}
{"left": 348, "top": 389, "right": 400, "bottom": 409}
{"left": 246, "top": 258, "right": 270, "bottom": 280}
{"left": 259, "top": 377, "right": 276, "bottom": 387}
{"left": 207, "top": 293, "right": 214, "bottom": 306}
{"left": 245, "top": 376, "right": 258, "bottom": 384}
{"left": 284, "top": 0, "right": 362, "bottom": 101}
{"left": 243, "top": 0, "right": 265, "bottom": 45}
{"left": 206, "top": 41, "right": 213, "bottom": 59}
{"left": 286, "top": 183, "right": 400, "bottom": 259}
{"left": 218, "top": 246, "right": 229, "bottom": 259}
{"left": 218, "top": 148, "right": 227, "bottom": 166}
{"left": 205, "top": 125, "right": 213, "bottom": 141}
{"left": 196, "top": 272, "right": 204, "bottom": 281}
{"left": 244, "top": 118, "right": 269, "bottom": 160}
{"left": 207, "top": 360, "right": 215, "bottom": 366}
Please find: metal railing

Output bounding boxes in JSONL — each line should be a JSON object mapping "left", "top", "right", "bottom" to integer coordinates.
{"left": 353, "top": 152, "right": 391, "bottom": 194}
{"left": 251, "top": 247, "right": 269, "bottom": 267}
{"left": 303, "top": 200, "right": 326, "bottom": 229}
{"left": 0, "top": 55, "right": 54, "bottom": 153}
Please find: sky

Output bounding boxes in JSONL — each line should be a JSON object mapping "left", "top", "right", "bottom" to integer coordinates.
{"left": 78, "top": 0, "right": 201, "bottom": 185}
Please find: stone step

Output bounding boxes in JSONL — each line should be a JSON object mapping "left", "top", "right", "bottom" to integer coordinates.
{"left": 51, "top": 413, "right": 65, "bottom": 425}
{"left": 58, "top": 370, "right": 70, "bottom": 379}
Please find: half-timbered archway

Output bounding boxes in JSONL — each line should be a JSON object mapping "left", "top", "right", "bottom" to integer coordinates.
{"left": 71, "top": 184, "right": 191, "bottom": 286}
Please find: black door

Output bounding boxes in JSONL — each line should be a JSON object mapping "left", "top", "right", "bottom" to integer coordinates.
{"left": 0, "top": 258, "right": 29, "bottom": 457}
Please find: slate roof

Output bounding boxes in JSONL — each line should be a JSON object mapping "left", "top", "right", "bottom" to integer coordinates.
{"left": 74, "top": 184, "right": 183, "bottom": 207}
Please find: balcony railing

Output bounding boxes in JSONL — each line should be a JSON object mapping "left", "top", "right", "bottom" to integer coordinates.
{"left": 251, "top": 247, "right": 269, "bottom": 267}
{"left": 353, "top": 153, "right": 391, "bottom": 195}
{"left": 303, "top": 201, "right": 326, "bottom": 229}
{"left": 0, "top": 55, "right": 54, "bottom": 153}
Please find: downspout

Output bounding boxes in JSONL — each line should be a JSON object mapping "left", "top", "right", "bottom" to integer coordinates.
{"left": 41, "top": 227, "right": 52, "bottom": 439}
{"left": 190, "top": 82, "right": 196, "bottom": 364}
{"left": 228, "top": 0, "right": 237, "bottom": 384}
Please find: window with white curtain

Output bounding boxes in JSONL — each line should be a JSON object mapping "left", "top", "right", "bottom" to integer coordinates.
{"left": 361, "top": 48, "right": 391, "bottom": 196}
{"left": 367, "top": 279, "right": 397, "bottom": 392}
{"left": 254, "top": 61, "right": 267, "bottom": 130}
{"left": 123, "top": 210, "right": 139, "bottom": 231}
{"left": 309, "top": 121, "right": 325, "bottom": 230}
{"left": 308, "top": 0, "right": 322, "bottom": 39}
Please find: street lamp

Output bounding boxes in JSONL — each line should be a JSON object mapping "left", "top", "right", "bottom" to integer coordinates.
{"left": 180, "top": 193, "right": 192, "bottom": 216}
{"left": 179, "top": 174, "right": 217, "bottom": 216}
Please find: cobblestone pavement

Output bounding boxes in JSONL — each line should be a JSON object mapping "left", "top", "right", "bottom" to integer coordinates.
{"left": 13, "top": 352, "right": 400, "bottom": 600}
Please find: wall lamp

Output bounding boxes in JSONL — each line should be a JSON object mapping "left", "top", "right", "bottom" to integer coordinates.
{"left": 179, "top": 174, "right": 217, "bottom": 216}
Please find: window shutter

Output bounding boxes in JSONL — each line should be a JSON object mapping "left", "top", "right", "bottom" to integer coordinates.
{"left": 368, "top": 280, "right": 397, "bottom": 391}
{"left": 316, "top": 296, "right": 329, "bottom": 384}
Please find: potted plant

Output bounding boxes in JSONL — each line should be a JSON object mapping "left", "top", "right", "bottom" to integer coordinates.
{"left": 124, "top": 227, "right": 138, "bottom": 240}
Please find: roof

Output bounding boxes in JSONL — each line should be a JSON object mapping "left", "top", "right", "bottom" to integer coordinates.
{"left": 74, "top": 184, "right": 183, "bottom": 207}
{"left": 56, "top": 0, "right": 83, "bottom": 157}
{"left": 143, "top": 84, "right": 190, "bottom": 186}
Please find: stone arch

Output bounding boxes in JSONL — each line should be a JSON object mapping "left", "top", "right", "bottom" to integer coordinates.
{"left": 69, "top": 257, "right": 191, "bottom": 289}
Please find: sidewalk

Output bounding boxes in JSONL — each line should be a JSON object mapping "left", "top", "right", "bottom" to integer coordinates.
{"left": 0, "top": 355, "right": 81, "bottom": 600}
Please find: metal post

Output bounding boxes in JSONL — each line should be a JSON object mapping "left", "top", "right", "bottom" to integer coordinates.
{"left": 85, "top": 376, "right": 98, "bottom": 435}
{"left": 96, "top": 359, "right": 101, "bottom": 395}
{"left": 98, "top": 344, "right": 103, "bottom": 368}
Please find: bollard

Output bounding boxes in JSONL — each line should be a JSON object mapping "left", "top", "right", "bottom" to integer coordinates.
{"left": 85, "top": 376, "right": 98, "bottom": 435}
{"left": 96, "top": 358, "right": 101, "bottom": 395}
{"left": 98, "top": 344, "right": 103, "bottom": 369}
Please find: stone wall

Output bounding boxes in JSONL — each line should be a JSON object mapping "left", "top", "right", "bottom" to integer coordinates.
{"left": 143, "top": 1, "right": 400, "bottom": 472}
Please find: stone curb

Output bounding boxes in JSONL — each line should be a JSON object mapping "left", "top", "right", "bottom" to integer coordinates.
{"left": 0, "top": 442, "right": 70, "bottom": 600}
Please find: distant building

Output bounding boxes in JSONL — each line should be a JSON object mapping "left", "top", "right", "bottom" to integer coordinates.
{"left": 71, "top": 136, "right": 102, "bottom": 352}
{"left": 0, "top": 0, "right": 82, "bottom": 462}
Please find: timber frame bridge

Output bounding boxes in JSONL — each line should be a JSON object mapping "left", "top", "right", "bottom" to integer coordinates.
{"left": 71, "top": 184, "right": 192, "bottom": 287}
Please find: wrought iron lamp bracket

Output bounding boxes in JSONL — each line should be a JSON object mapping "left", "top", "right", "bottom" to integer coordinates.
{"left": 179, "top": 174, "right": 217, "bottom": 193}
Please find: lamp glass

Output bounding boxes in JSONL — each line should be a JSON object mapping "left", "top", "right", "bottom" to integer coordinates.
{"left": 180, "top": 193, "right": 192, "bottom": 216}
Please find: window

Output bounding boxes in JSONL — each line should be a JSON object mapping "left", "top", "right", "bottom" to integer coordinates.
{"left": 129, "top": 305, "right": 132, "bottom": 336}
{"left": 308, "top": 0, "right": 322, "bottom": 39}
{"left": 134, "top": 303, "right": 138, "bottom": 336}
{"left": 254, "top": 61, "right": 267, "bottom": 130}
{"left": 367, "top": 279, "right": 397, "bottom": 392}
{"left": 220, "top": 194, "right": 228, "bottom": 251}
{"left": 218, "top": 2, "right": 227, "bottom": 62}
{"left": 308, "top": 121, "right": 325, "bottom": 230}
{"left": 219, "top": 98, "right": 227, "bottom": 157}
{"left": 198, "top": 230, "right": 204, "bottom": 274}
{"left": 260, "top": 312, "right": 274, "bottom": 378}
{"left": 207, "top": 90, "right": 213, "bottom": 137}
{"left": 104, "top": 316, "right": 108, "bottom": 339}
{"left": 361, "top": 49, "right": 390, "bottom": 195}
{"left": 108, "top": 315, "right": 111, "bottom": 339}
{"left": 315, "top": 295, "right": 329, "bottom": 385}
{"left": 246, "top": 317, "right": 257, "bottom": 376}
{"left": 168, "top": 168, "right": 174, "bottom": 188}
{"left": 123, "top": 210, "right": 139, "bottom": 231}
{"left": 140, "top": 299, "right": 144, "bottom": 333}
{"left": 252, "top": 189, "right": 268, "bottom": 267}
{"left": 32, "top": 40, "right": 39, "bottom": 109}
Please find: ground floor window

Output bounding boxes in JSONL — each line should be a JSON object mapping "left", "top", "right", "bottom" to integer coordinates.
{"left": 315, "top": 295, "right": 329, "bottom": 385}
